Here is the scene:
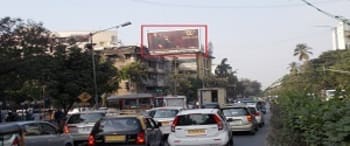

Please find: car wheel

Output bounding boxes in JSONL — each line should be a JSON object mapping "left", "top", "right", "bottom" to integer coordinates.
{"left": 250, "top": 128, "right": 256, "bottom": 135}
{"left": 225, "top": 137, "right": 234, "bottom": 146}
{"left": 65, "top": 143, "right": 73, "bottom": 146}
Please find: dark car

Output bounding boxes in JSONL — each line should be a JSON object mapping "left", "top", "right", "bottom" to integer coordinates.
{"left": 88, "top": 114, "right": 162, "bottom": 146}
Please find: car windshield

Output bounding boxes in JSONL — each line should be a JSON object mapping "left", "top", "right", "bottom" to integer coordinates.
{"left": 222, "top": 108, "right": 248, "bottom": 116}
{"left": 99, "top": 118, "right": 141, "bottom": 132}
{"left": 176, "top": 114, "right": 216, "bottom": 126}
{"left": 68, "top": 112, "right": 105, "bottom": 124}
{"left": 153, "top": 109, "right": 179, "bottom": 118}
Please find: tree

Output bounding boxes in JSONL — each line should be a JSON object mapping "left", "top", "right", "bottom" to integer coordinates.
{"left": 294, "top": 43, "right": 313, "bottom": 62}
{"left": 215, "top": 58, "right": 234, "bottom": 78}
{"left": 0, "top": 17, "right": 52, "bottom": 106}
{"left": 120, "top": 61, "right": 147, "bottom": 92}
{"left": 236, "top": 79, "right": 262, "bottom": 97}
{"left": 45, "top": 47, "right": 119, "bottom": 113}
{"left": 288, "top": 62, "right": 299, "bottom": 74}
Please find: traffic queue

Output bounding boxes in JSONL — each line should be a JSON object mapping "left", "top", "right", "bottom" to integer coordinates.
{"left": 0, "top": 96, "right": 267, "bottom": 146}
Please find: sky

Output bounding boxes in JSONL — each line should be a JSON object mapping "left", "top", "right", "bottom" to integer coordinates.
{"left": 1, "top": 0, "right": 350, "bottom": 88}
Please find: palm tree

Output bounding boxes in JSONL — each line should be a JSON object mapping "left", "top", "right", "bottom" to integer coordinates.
{"left": 215, "top": 58, "right": 234, "bottom": 78}
{"left": 288, "top": 62, "right": 299, "bottom": 74}
{"left": 294, "top": 43, "right": 313, "bottom": 62}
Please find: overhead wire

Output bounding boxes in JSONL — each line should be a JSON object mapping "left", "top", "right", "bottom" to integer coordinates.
{"left": 131, "top": 0, "right": 344, "bottom": 9}
{"left": 300, "top": 0, "right": 350, "bottom": 24}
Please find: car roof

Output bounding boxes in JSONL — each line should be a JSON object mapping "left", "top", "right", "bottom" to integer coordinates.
{"left": 177, "top": 108, "right": 218, "bottom": 115}
{"left": 147, "top": 106, "right": 184, "bottom": 111}
{"left": 68, "top": 110, "right": 106, "bottom": 115}
{"left": 0, "top": 123, "right": 22, "bottom": 134}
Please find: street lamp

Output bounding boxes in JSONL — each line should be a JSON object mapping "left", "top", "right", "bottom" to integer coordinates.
{"left": 89, "top": 21, "right": 132, "bottom": 108}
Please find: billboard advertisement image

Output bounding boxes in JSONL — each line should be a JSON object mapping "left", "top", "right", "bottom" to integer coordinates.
{"left": 147, "top": 29, "right": 199, "bottom": 50}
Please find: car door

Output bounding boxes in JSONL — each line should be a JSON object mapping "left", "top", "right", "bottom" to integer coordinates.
{"left": 38, "top": 123, "right": 64, "bottom": 146}
{"left": 23, "top": 123, "right": 48, "bottom": 146}
{"left": 145, "top": 118, "right": 156, "bottom": 146}
{"left": 148, "top": 118, "right": 162, "bottom": 146}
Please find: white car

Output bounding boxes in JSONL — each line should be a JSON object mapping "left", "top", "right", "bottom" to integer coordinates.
{"left": 168, "top": 108, "right": 234, "bottom": 146}
{"left": 146, "top": 106, "right": 183, "bottom": 136}
{"left": 247, "top": 105, "right": 265, "bottom": 127}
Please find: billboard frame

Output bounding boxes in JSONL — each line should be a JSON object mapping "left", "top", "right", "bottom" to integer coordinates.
{"left": 140, "top": 24, "right": 208, "bottom": 58}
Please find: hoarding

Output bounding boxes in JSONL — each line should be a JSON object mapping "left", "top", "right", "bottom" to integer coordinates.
{"left": 147, "top": 29, "right": 199, "bottom": 50}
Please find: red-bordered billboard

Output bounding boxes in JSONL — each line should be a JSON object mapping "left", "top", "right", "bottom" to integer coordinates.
{"left": 140, "top": 24, "right": 208, "bottom": 58}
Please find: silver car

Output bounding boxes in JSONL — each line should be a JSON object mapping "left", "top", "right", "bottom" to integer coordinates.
{"left": 247, "top": 105, "right": 265, "bottom": 127}
{"left": 0, "top": 121, "right": 74, "bottom": 146}
{"left": 146, "top": 106, "right": 183, "bottom": 136}
{"left": 222, "top": 104, "right": 259, "bottom": 134}
{"left": 65, "top": 110, "right": 105, "bottom": 146}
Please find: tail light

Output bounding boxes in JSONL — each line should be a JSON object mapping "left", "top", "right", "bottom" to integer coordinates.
{"left": 136, "top": 131, "right": 145, "bottom": 144}
{"left": 11, "top": 137, "right": 20, "bottom": 146}
{"left": 247, "top": 115, "right": 253, "bottom": 122}
{"left": 212, "top": 115, "right": 224, "bottom": 131}
{"left": 87, "top": 134, "right": 95, "bottom": 146}
{"left": 171, "top": 116, "right": 179, "bottom": 132}
{"left": 63, "top": 124, "right": 70, "bottom": 134}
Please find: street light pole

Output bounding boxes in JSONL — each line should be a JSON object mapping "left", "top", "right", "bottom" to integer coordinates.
{"left": 89, "top": 21, "right": 132, "bottom": 109}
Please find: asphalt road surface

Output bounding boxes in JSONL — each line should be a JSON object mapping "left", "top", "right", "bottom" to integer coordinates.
{"left": 234, "top": 105, "right": 271, "bottom": 146}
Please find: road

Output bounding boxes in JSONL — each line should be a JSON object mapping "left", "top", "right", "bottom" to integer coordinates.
{"left": 234, "top": 106, "right": 271, "bottom": 146}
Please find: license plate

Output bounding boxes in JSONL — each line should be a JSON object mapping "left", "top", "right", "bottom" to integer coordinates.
{"left": 230, "top": 120, "right": 242, "bottom": 125}
{"left": 161, "top": 121, "right": 169, "bottom": 126}
{"left": 104, "top": 135, "right": 126, "bottom": 142}
{"left": 187, "top": 129, "right": 206, "bottom": 136}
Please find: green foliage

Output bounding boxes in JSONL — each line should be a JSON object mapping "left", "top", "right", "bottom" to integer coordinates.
{"left": 0, "top": 17, "right": 119, "bottom": 111}
{"left": 268, "top": 48, "right": 350, "bottom": 146}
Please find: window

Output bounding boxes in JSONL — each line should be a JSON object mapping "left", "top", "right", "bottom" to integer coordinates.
{"left": 39, "top": 123, "right": 57, "bottom": 135}
{"left": 176, "top": 114, "right": 216, "bottom": 126}
{"left": 146, "top": 118, "right": 156, "bottom": 128}
{"left": 222, "top": 108, "right": 248, "bottom": 117}
{"left": 153, "top": 109, "right": 179, "bottom": 118}
{"left": 24, "top": 124, "right": 41, "bottom": 136}
{"left": 67, "top": 112, "right": 105, "bottom": 124}
{"left": 139, "top": 98, "right": 151, "bottom": 105}
{"left": 99, "top": 118, "right": 141, "bottom": 132}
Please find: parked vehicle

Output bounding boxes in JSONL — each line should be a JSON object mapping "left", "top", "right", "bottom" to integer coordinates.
{"left": 168, "top": 109, "right": 234, "bottom": 146}
{"left": 0, "top": 121, "right": 73, "bottom": 146}
{"left": 146, "top": 106, "right": 183, "bottom": 137}
{"left": 65, "top": 110, "right": 106, "bottom": 146}
{"left": 88, "top": 114, "right": 162, "bottom": 146}
{"left": 202, "top": 102, "right": 221, "bottom": 109}
{"left": 221, "top": 104, "right": 258, "bottom": 134}
{"left": 0, "top": 123, "right": 24, "bottom": 146}
{"left": 246, "top": 105, "right": 264, "bottom": 127}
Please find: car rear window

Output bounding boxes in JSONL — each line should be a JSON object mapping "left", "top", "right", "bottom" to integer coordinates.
{"left": 99, "top": 118, "right": 141, "bottom": 132}
{"left": 222, "top": 108, "right": 248, "bottom": 116}
{"left": 153, "top": 109, "right": 179, "bottom": 118}
{"left": 68, "top": 112, "right": 105, "bottom": 124}
{"left": 176, "top": 114, "right": 216, "bottom": 126}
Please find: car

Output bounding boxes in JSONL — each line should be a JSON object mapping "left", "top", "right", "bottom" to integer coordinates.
{"left": 202, "top": 102, "right": 220, "bottom": 109}
{"left": 246, "top": 105, "right": 264, "bottom": 127}
{"left": 88, "top": 114, "right": 162, "bottom": 146}
{"left": 0, "top": 123, "right": 24, "bottom": 146}
{"left": 221, "top": 104, "right": 259, "bottom": 134}
{"left": 146, "top": 106, "right": 183, "bottom": 137}
{"left": 168, "top": 108, "right": 234, "bottom": 146}
{"left": 65, "top": 110, "right": 106, "bottom": 146}
{"left": 0, "top": 121, "right": 74, "bottom": 146}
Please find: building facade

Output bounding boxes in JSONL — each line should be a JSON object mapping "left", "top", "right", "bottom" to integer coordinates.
{"left": 332, "top": 21, "right": 350, "bottom": 50}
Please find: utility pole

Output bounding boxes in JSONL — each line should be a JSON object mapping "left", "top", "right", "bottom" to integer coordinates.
{"left": 173, "top": 56, "right": 177, "bottom": 95}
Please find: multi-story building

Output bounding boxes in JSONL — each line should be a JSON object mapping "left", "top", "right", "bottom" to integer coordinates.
{"left": 102, "top": 46, "right": 170, "bottom": 96}
{"left": 332, "top": 21, "right": 350, "bottom": 50}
